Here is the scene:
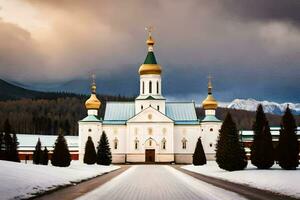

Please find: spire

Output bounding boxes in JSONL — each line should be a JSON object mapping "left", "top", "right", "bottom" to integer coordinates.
{"left": 208, "top": 74, "right": 212, "bottom": 95}
{"left": 145, "top": 26, "right": 155, "bottom": 51}
{"left": 91, "top": 74, "right": 96, "bottom": 94}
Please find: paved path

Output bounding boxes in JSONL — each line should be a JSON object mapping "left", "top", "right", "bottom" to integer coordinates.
{"left": 76, "top": 165, "right": 247, "bottom": 200}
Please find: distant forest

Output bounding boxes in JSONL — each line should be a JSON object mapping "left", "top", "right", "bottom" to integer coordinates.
{"left": 0, "top": 95, "right": 133, "bottom": 135}
{"left": 0, "top": 96, "right": 299, "bottom": 135}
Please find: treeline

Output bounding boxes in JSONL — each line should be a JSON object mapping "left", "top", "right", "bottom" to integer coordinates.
{"left": 0, "top": 95, "right": 133, "bottom": 135}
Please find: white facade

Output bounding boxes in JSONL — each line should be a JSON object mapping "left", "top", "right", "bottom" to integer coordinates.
{"left": 78, "top": 35, "right": 222, "bottom": 163}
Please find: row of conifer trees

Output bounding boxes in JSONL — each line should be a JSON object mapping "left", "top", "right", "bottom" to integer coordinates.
{"left": 192, "top": 105, "right": 299, "bottom": 171}
{"left": 32, "top": 131, "right": 112, "bottom": 167}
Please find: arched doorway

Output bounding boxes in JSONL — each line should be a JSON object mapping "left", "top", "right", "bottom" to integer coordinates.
{"left": 144, "top": 137, "right": 157, "bottom": 163}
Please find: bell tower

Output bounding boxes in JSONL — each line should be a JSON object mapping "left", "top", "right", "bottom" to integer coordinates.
{"left": 135, "top": 27, "right": 166, "bottom": 114}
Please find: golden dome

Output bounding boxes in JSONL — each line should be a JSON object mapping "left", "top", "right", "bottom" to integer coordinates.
{"left": 85, "top": 75, "right": 101, "bottom": 110}
{"left": 139, "top": 64, "right": 162, "bottom": 75}
{"left": 139, "top": 30, "right": 162, "bottom": 75}
{"left": 202, "top": 94, "right": 218, "bottom": 110}
{"left": 85, "top": 94, "right": 101, "bottom": 110}
{"left": 202, "top": 75, "right": 218, "bottom": 110}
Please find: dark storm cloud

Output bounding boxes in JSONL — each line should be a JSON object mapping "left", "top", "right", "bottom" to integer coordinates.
{"left": 0, "top": 0, "right": 299, "bottom": 102}
{"left": 220, "top": 0, "right": 300, "bottom": 27}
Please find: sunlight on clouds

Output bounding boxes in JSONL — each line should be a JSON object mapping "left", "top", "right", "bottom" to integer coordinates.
{"left": 0, "top": 0, "right": 50, "bottom": 38}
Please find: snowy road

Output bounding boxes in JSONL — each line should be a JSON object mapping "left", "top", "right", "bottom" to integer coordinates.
{"left": 76, "top": 165, "right": 248, "bottom": 200}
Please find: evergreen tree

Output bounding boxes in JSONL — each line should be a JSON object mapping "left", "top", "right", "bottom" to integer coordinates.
{"left": 33, "top": 138, "right": 42, "bottom": 164}
{"left": 41, "top": 147, "right": 49, "bottom": 165}
{"left": 97, "top": 131, "right": 112, "bottom": 165}
{"left": 0, "top": 132, "right": 4, "bottom": 160}
{"left": 3, "top": 119, "right": 11, "bottom": 134}
{"left": 51, "top": 133, "right": 71, "bottom": 167}
{"left": 193, "top": 137, "right": 206, "bottom": 165}
{"left": 10, "top": 133, "right": 20, "bottom": 162}
{"left": 84, "top": 136, "right": 97, "bottom": 164}
{"left": 277, "top": 106, "right": 299, "bottom": 170}
{"left": 3, "top": 132, "right": 12, "bottom": 161}
{"left": 216, "top": 112, "right": 247, "bottom": 171}
{"left": 250, "top": 104, "right": 274, "bottom": 169}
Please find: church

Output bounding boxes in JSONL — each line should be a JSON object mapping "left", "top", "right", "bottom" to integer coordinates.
{"left": 78, "top": 31, "right": 222, "bottom": 163}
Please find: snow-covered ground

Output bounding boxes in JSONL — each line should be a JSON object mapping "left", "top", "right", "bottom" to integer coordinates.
{"left": 182, "top": 162, "right": 300, "bottom": 198}
{"left": 77, "top": 165, "right": 247, "bottom": 200}
{"left": 0, "top": 160, "right": 119, "bottom": 200}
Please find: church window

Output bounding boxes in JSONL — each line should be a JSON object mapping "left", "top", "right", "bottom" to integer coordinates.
{"left": 142, "top": 81, "right": 145, "bottom": 94}
{"left": 161, "top": 138, "right": 166, "bottom": 150}
{"left": 182, "top": 137, "right": 187, "bottom": 149}
{"left": 88, "top": 128, "right": 92, "bottom": 132}
{"left": 149, "top": 139, "right": 152, "bottom": 146}
{"left": 157, "top": 81, "right": 159, "bottom": 94}
{"left": 141, "top": 105, "right": 143, "bottom": 110}
{"left": 210, "top": 128, "right": 213, "bottom": 132}
{"left": 134, "top": 138, "right": 139, "bottom": 150}
{"left": 114, "top": 138, "right": 118, "bottom": 150}
{"left": 149, "top": 81, "right": 152, "bottom": 93}
{"left": 157, "top": 105, "right": 160, "bottom": 111}
{"left": 209, "top": 143, "right": 213, "bottom": 147}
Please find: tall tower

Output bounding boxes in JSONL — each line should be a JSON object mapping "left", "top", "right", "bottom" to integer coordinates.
{"left": 135, "top": 27, "right": 166, "bottom": 114}
{"left": 201, "top": 76, "right": 221, "bottom": 160}
{"left": 78, "top": 75, "right": 102, "bottom": 162}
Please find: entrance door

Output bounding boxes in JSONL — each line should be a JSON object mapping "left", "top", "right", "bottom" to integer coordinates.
{"left": 145, "top": 149, "right": 155, "bottom": 162}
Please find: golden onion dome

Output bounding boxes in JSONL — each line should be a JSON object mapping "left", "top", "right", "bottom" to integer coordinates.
{"left": 85, "top": 76, "right": 101, "bottom": 110}
{"left": 202, "top": 76, "right": 218, "bottom": 110}
{"left": 139, "top": 32, "right": 162, "bottom": 75}
{"left": 85, "top": 94, "right": 101, "bottom": 110}
{"left": 202, "top": 94, "right": 218, "bottom": 110}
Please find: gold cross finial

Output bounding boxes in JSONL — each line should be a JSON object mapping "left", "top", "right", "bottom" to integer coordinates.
{"left": 145, "top": 26, "right": 153, "bottom": 37}
{"left": 91, "top": 73, "right": 96, "bottom": 94}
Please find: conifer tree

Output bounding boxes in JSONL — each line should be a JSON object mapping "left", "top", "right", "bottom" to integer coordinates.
{"left": 51, "top": 133, "right": 71, "bottom": 167}
{"left": 10, "top": 133, "right": 20, "bottom": 162}
{"left": 97, "top": 131, "right": 112, "bottom": 165}
{"left": 193, "top": 137, "right": 206, "bottom": 165}
{"left": 3, "top": 132, "right": 12, "bottom": 161}
{"left": 0, "top": 132, "right": 4, "bottom": 160}
{"left": 277, "top": 106, "right": 299, "bottom": 170}
{"left": 216, "top": 112, "right": 247, "bottom": 171}
{"left": 250, "top": 104, "right": 274, "bottom": 169}
{"left": 41, "top": 147, "right": 49, "bottom": 165}
{"left": 33, "top": 138, "right": 42, "bottom": 164}
{"left": 84, "top": 136, "right": 97, "bottom": 164}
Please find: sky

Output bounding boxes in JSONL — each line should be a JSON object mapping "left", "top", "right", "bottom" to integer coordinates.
{"left": 0, "top": 0, "right": 299, "bottom": 103}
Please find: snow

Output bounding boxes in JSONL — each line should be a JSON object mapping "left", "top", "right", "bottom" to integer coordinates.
{"left": 77, "top": 165, "right": 247, "bottom": 200}
{"left": 225, "top": 98, "right": 300, "bottom": 115}
{"left": 0, "top": 160, "right": 119, "bottom": 200}
{"left": 182, "top": 162, "right": 300, "bottom": 198}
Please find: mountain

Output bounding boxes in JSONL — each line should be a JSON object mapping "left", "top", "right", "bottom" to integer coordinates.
{"left": 0, "top": 79, "right": 83, "bottom": 101}
{"left": 226, "top": 98, "right": 300, "bottom": 115}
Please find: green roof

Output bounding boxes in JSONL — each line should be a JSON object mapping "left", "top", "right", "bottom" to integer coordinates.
{"left": 80, "top": 115, "right": 101, "bottom": 122}
{"left": 201, "top": 115, "right": 221, "bottom": 122}
{"left": 144, "top": 52, "right": 157, "bottom": 64}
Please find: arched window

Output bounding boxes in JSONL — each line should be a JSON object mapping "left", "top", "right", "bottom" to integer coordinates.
{"left": 156, "top": 81, "right": 159, "bottom": 94}
{"left": 134, "top": 138, "right": 139, "bottom": 150}
{"left": 141, "top": 105, "right": 143, "bottom": 110}
{"left": 114, "top": 138, "right": 118, "bottom": 150}
{"left": 157, "top": 105, "right": 160, "bottom": 111}
{"left": 149, "top": 139, "right": 152, "bottom": 146}
{"left": 161, "top": 138, "right": 166, "bottom": 150}
{"left": 149, "top": 81, "right": 152, "bottom": 93}
{"left": 142, "top": 81, "right": 145, "bottom": 94}
{"left": 182, "top": 137, "right": 187, "bottom": 149}
{"left": 210, "top": 128, "right": 213, "bottom": 132}
{"left": 88, "top": 128, "right": 92, "bottom": 132}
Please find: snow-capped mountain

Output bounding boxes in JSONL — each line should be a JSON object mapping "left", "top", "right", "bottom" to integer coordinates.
{"left": 226, "top": 98, "right": 300, "bottom": 115}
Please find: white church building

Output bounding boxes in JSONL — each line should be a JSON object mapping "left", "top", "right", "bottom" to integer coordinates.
{"left": 78, "top": 32, "right": 222, "bottom": 163}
